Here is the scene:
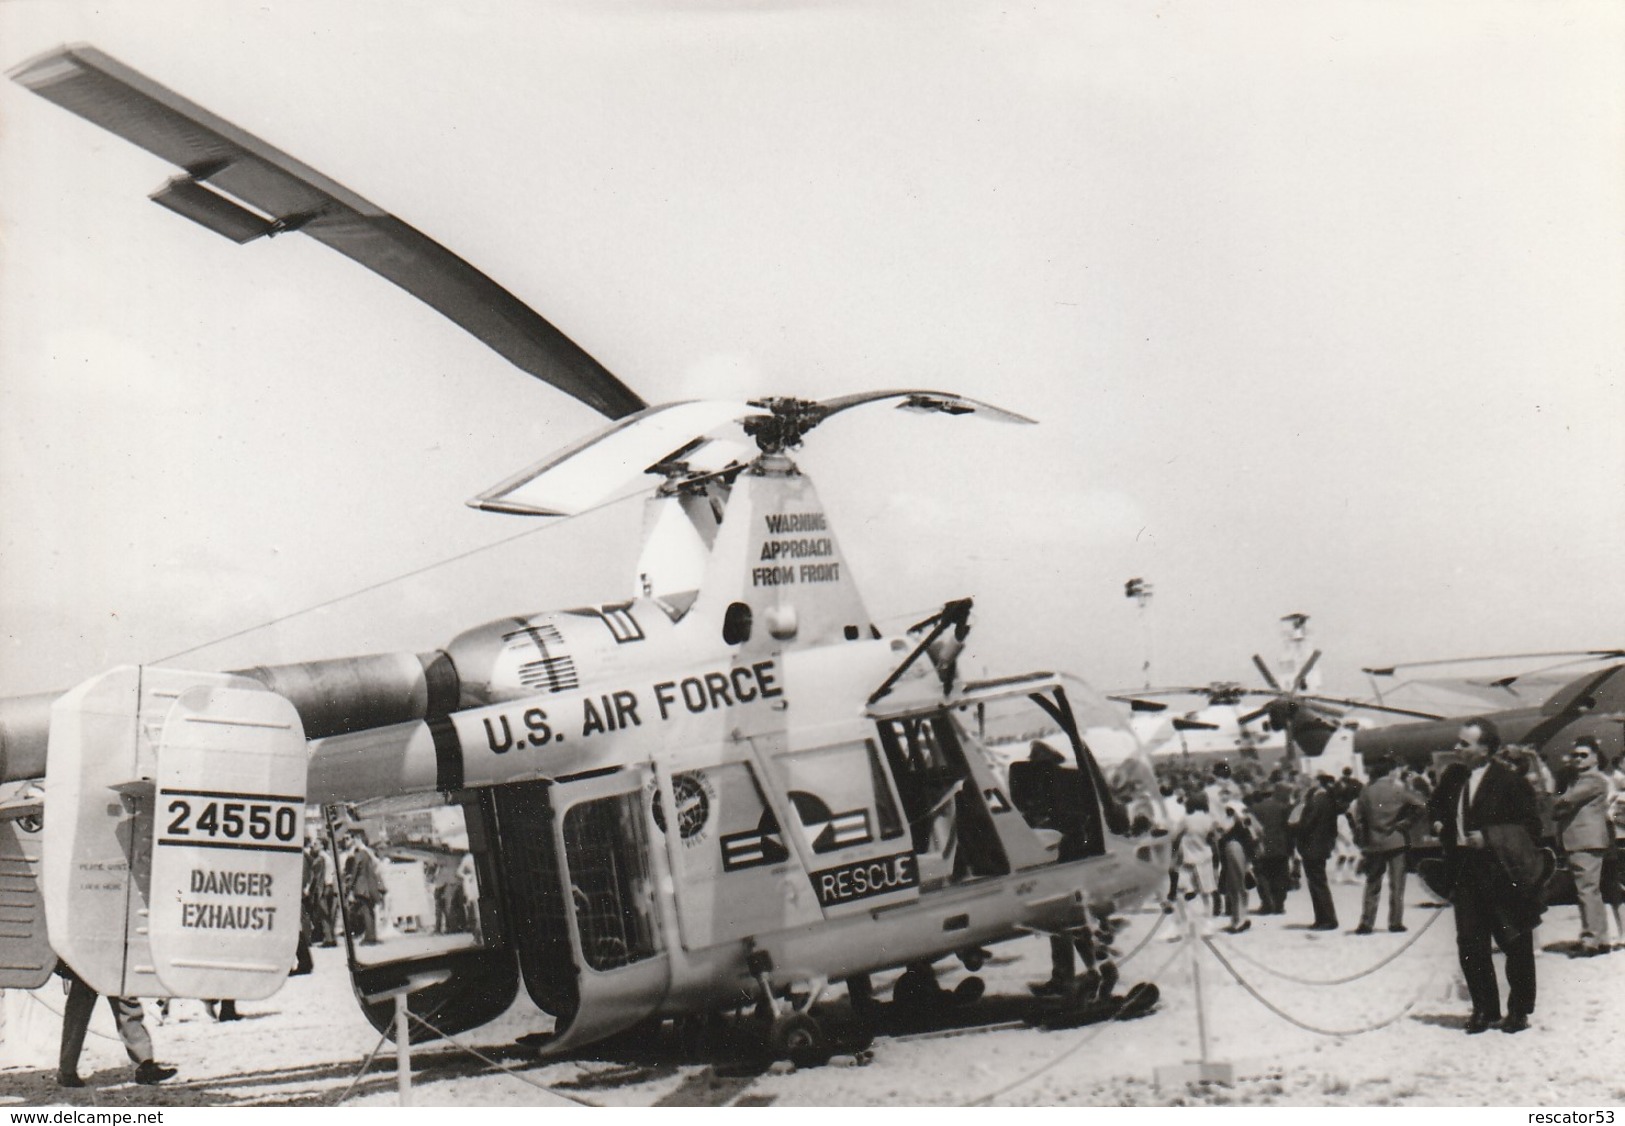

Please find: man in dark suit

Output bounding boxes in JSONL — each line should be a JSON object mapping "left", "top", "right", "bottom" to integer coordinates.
{"left": 342, "top": 830, "right": 384, "bottom": 945}
{"left": 1428, "top": 717, "right": 1545, "bottom": 1034}
{"left": 1294, "top": 775, "right": 1341, "bottom": 931}
{"left": 1247, "top": 781, "right": 1295, "bottom": 915}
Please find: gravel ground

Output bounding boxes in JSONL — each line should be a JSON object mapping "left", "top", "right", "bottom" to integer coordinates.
{"left": 2, "top": 878, "right": 1621, "bottom": 1108}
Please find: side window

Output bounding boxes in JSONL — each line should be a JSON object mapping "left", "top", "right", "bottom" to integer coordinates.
{"left": 326, "top": 795, "right": 491, "bottom": 966}
{"left": 778, "top": 742, "right": 904, "bottom": 855}
{"left": 563, "top": 793, "right": 661, "bottom": 972}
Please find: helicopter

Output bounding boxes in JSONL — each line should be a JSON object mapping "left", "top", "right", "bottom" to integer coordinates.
{"left": 0, "top": 45, "right": 1171, "bottom": 1066}
{"left": 1349, "top": 652, "right": 1625, "bottom": 776}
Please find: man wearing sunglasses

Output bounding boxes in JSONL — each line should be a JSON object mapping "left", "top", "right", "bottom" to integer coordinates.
{"left": 1428, "top": 718, "right": 1547, "bottom": 1034}
{"left": 1552, "top": 736, "right": 1611, "bottom": 957}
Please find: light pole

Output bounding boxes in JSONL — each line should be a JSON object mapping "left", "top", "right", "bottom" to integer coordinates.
{"left": 1125, "top": 578, "right": 1155, "bottom": 688}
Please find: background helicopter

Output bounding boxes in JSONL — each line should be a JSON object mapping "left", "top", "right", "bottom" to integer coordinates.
{"left": 0, "top": 45, "right": 1172, "bottom": 1066}
{"left": 1349, "top": 651, "right": 1625, "bottom": 776}
{"left": 1117, "top": 647, "right": 1625, "bottom": 782}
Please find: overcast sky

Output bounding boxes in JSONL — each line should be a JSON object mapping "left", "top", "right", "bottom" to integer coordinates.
{"left": 2, "top": 0, "right": 1621, "bottom": 702}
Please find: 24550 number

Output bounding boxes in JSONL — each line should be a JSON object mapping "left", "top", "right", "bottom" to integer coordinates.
{"left": 159, "top": 791, "right": 302, "bottom": 848}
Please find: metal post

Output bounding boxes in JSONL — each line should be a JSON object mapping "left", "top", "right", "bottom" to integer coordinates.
{"left": 1186, "top": 900, "right": 1210, "bottom": 1065}
{"left": 360, "top": 971, "right": 451, "bottom": 1106}
{"left": 395, "top": 991, "right": 411, "bottom": 1106}
{"left": 1124, "top": 578, "right": 1155, "bottom": 688}
{"left": 1153, "top": 895, "right": 1233, "bottom": 1088}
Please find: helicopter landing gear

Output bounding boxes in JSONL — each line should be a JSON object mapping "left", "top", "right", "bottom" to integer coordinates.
{"left": 769, "top": 1011, "right": 832, "bottom": 1068}
{"left": 747, "top": 949, "right": 835, "bottom": 1068}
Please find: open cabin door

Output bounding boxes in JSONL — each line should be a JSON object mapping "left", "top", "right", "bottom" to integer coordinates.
{"left": 331, "top": 790, "right": 519, "bottom": 1044}
{"left": 498, "top": 766, "right": 670, "bottom": 1056}
{"left": 939, "top": 675, "right": 1161, "bottom": 899}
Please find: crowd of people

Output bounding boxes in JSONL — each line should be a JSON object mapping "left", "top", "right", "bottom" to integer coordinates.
{"left": 1148, "top": 727, "right": 1625, "bottom": 1035}
{"left": 1157, "top": 747, "right": 1624, "bottom": 926}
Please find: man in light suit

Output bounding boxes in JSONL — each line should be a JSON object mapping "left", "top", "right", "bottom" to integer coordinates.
{"left": 1428, "top": 718, "right": 1545, "bottom": 1035}
{"left": 1552, "top": 735, "right": 1611, "bottom": 956}
{"left": 1353, "top": 758, "right": 1426, "bottom": 934}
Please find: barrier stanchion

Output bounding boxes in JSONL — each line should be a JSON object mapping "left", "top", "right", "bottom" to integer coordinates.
{"left": 355, "top": 970, "right": 450, "bottom": 1107}
{"left": 395, "top": 993, "right": 411, "bottom": 1107}
{"left": 1153, "top": 899, "right": 1233, "bottom": 1089}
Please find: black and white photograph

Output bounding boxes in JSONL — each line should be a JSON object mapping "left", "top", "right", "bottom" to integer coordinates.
{"left": 1, "top": 0, "right": 1622, "bottom": 1110}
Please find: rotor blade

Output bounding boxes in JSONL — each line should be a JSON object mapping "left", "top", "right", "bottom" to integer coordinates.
{"left": 1237, "top": 704, "right": 1272, "bottom": 725}
{"left": 1481, "top": 652, "right": 1625, "bottom": 688}
{"left": 1291, "top": 649, "right": 1322, "bottom": 693}
{"left": 1361, "top": 649, "right": 1625, "bottom": 676}
{"left": 1293, "top": 693, "right": 1446, "bottom": 721}
{"left": 469, "top": 400, "right": 754, "bottom": 515}
{"left": 817, "top": 390, "right": 1037, "bottom": 425}
{"left": 1172, "top": 717, "right": 1221, "bottom": 732}
{"left": 1108, "top": 696, "right": 1169, "bottom": 713}
{"left": 1252, "top": 654, "right": 1282, "bottom": 692}
{"left": 1107, "top": 687, "right": 1218, "bottom": 699}
{"left": 10, "top": 45, "right": 646, "bottom": 420}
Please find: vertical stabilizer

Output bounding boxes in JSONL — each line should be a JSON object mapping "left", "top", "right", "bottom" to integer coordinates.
{"left": 685, "top": 456, "right": 871, "bottom": 651}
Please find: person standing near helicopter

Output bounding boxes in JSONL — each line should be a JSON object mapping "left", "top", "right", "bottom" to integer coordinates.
{"left": 341, "top": 830, "right": 384, "bottom": 945}
{"left": 1552, "top": 735, "right": 1611, "bottom": 956}
{"left": 1428, "top": 718, "right": 1546, "bottom": 1034}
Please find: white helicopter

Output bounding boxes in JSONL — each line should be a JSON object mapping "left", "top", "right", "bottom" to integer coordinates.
{"left": 0, "top": 45, "right": 1169, "bottom": 1066}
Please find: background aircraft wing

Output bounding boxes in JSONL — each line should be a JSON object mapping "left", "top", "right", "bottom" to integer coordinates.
{"left": 9, "top": 44, "right": 646, "bottom": 420}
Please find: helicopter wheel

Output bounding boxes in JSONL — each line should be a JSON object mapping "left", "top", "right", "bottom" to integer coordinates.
{"left": 769, "top": 1012, "right": 832, "bottom": 1068}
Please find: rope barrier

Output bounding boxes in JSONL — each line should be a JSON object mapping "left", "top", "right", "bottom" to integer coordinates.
{"left": 1203, "top": 904, "right": 1448, "bottom": 986}
{"left": 1199, "top": 935, "right": 1441, "bottom": 1037}
{"left": 332, "top": 1026, "right": 394, "bottom": 1105}
{"left": 960, "top": 938, "right": 1188, "bottom": 1106}
{"left": 1109, "top": 908, "right": 1168, "bottom": 965}
{"left": 406, "top": 1011, "right": 600, "bottom": 1108}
